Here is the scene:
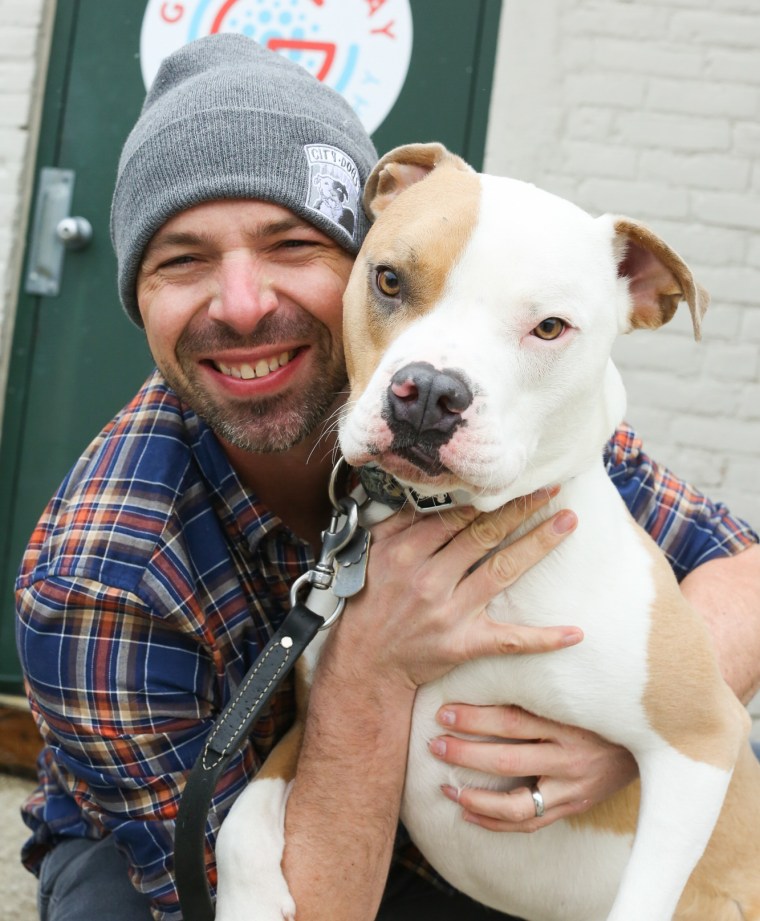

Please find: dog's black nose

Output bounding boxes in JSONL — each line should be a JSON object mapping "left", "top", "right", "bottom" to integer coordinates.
{"left": 386, "top": 362, "right": 473, "bottom": 439}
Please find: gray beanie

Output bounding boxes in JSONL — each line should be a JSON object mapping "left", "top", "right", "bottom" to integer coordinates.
{"left": 111, "top": 33, "right": 378, "bottom": 326}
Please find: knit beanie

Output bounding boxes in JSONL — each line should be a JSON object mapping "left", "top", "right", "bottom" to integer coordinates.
{"left": 111, "top": 33, "right": 378, "bottom": 326}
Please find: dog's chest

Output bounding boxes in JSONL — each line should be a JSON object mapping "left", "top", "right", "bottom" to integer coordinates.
{"left": 396, "top": 487, "right": 658, "bottom": 919}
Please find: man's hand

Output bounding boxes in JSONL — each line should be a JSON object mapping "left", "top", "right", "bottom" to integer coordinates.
{"left": 430, "top": 704, "right": 638, "bottom": 832}
{"left": 322, "top": 488, "right": 583, "bottom": 692}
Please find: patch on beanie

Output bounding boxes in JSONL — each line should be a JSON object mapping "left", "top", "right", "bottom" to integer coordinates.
{"left": 304, "top": 144, "right": 361, "bottom": 241}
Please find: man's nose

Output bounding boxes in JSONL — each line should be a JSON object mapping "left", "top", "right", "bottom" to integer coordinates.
{"left": 207, "top": 255, "right": 279, "bottom": 333}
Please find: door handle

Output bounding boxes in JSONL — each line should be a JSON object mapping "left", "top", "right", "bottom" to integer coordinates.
{"left": 56, "top": 216, "right": 93, "bottom": 250}
{"left": 25, "top": 168, "right": 92, "bottom": 296}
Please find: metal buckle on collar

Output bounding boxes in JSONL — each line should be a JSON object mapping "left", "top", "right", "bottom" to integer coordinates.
{"left": 403, "top": 486, "right": 456, "bottom": 513}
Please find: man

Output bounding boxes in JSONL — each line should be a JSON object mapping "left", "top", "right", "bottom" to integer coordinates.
{"left": 16, "top": 34, "right": 760, "bottom": 921}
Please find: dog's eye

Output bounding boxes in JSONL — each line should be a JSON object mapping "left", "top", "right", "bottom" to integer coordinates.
{"left": 532, "top": 318, "right": 566, "bottom": 340}
{"left": 375, "top": 267, "right": 401, "bottom": 298}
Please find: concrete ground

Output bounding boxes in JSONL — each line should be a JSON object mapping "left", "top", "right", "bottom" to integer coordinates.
{"left": 1, "top": 773, "right": 38, "bottom": 920}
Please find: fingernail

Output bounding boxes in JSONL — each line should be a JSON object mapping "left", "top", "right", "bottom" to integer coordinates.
{"left": 441, "top": 784, "right": 459, "bottom": 802}
{"left": 429, "top": 739, "right": 447, "bottom": 757}
{"left": 552, "top": 510, "right": 577, "bottom": 534}
{"left": 562, "top": 628, "right": 583, "bottom": 647}
{"left": 438, "top": 708, "right": 456, "bottom": 726}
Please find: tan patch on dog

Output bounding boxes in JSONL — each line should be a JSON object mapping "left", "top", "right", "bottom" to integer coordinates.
{"left": 568, "top": 779, "right": 640, "bottom": 836}
{"left": 342, "top": 164, "right": 481, "bottom": 396}
{"left": 637, "top": 525, "right": 748, "bottom": 771}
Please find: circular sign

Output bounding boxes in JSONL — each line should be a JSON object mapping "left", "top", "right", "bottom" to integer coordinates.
{"left": 140, "top": 0, "right": 413, "bottom": 134}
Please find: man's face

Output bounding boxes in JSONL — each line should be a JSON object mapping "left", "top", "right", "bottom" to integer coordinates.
{"left": 136, "top": 199, "right": 353, "bottom": 453}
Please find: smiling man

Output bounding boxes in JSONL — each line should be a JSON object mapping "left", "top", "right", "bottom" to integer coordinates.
{"left": 15, "top": 33, "right": 760, "bottom": 921}
{"left": 138, "top": 203, "right": 351, "bottom": 456}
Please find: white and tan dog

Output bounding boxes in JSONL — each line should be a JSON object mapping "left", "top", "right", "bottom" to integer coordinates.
{"left": 215, "top": 144, "right": 760, "bottom": 921}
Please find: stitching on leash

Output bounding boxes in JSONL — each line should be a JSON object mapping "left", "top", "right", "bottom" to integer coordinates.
{"left": 202, "top": 644, "right": 291, "bottom": 770}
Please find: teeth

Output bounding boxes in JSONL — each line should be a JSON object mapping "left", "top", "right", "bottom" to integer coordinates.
{"left": 215, "top": 351, "right": 295, "bottom": 381}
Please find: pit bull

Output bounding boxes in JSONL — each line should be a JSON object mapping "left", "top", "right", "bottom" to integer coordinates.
{"left": 215, "top": 143, "right": 760, "bottom": 921}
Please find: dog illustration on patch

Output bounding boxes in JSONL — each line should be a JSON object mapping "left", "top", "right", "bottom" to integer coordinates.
{"left": 303, "top": 143, "right": 361, "bottom": 241}
{"left": 311, "top": 173, "right": 355, "bottom": 235}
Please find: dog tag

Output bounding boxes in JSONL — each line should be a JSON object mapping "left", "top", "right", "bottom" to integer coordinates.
{"left": 333, "top": 526, "right": 371, "bottom": 598}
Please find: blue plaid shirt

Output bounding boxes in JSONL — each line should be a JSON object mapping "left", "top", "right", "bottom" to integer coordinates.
{"left": 16, "top": 370, "right": 758, "bottom": 919}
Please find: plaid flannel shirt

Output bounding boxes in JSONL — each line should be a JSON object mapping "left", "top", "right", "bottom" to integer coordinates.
{"left": 16, "top": 370, "right": 758, "bottom": 919}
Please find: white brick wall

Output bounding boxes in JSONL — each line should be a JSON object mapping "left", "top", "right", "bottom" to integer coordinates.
{"left": 0, "top": 0, "right": 50, "bottom": 412}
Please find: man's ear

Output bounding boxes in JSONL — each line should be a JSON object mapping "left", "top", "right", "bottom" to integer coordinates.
{"left": 363, "top": 142, "right": 473, "bottom": 220}
{"left": 612, "top": 216, "right": 709, "bottom": 341}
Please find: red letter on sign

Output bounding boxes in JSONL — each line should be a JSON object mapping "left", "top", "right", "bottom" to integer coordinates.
{"left": 365, "top": 0, "right": 388, "bottom": 16}
{"left": 160, "top": 3, "right": 184, "bottom": 23}
{"left": 371, "top": 19, "right": 396, "bottom": 39}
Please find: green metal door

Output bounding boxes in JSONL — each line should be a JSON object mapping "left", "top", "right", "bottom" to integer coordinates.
{"left": 0, "top": 0, "right": 502, "bottom": 691}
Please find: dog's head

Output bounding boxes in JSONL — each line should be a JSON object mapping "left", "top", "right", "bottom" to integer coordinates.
{"left": 339, "top": 143, "right": 708, "bottom": 511}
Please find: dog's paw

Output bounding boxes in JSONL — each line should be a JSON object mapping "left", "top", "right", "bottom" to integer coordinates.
{"left": 215, "top": 777, "right": 295, "bottom": 921}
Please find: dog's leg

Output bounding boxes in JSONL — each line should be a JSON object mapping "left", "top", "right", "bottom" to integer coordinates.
{"left": 215, "top": 656, "right": 312, "bottom": 921}
{"left": 215, "top": 725, "right": 301, "bottom": 921}
{"left": 605, "top": 744, "right": 734, "bottom": 920}
{"left": 605, "top": 671, "right": 750, "bottom": 921}
{"left": 673, "top": 744, "right": 760, "bottom": 920}
{"left": 602, "top": 534, "right": 757, "bottom": 920}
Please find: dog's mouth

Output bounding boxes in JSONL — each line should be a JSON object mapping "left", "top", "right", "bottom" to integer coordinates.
{"left": 391, "top": 441, "right": 447, "bottom": 478}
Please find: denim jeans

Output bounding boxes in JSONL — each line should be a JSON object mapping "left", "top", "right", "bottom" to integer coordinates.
{"left": 37, "top": 836, "right": 523, "bottom": 920}
{"left": 38, "top": 837, "right": 152, "bottom": 921}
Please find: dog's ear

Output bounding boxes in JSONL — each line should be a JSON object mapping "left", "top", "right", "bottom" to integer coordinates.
{"left": 613, "top": 217, "right": 709, "bottom": 341}
{"left": 364, "top": 143, "right": 473, "bottom": 220}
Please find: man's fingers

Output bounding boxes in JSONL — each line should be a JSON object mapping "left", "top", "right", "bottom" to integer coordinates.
{"left": 436, "top": 703, "right": 560, "bottom": 740}
{"left": 433, "top": 488, "right": 563, "bottom": 575}
{"left": 367, "top": 489, "right": 569, "bottom": 602}
{"left": 486, "top": 508, "right": 576, "bottom": 587}
{"left": 429, "top": 734, "right": 563, "bottom": 781}
{"left": 471, "top": 620, "right": 583, "bottom": 659}
{"left": 441, "top": 782, "right": 583, "bottom": 833}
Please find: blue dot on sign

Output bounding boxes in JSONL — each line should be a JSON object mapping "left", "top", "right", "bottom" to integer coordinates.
{"left": 259, "top": 10, "right": 271, "bottom": 23}
{"left": 243, "top": 24, "right": 255, "bottom": 37}
{"left": 280, "top": 12, "right": 292, "bottom": 25}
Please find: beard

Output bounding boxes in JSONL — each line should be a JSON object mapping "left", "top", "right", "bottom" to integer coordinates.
{"left": 162, "top": 312, "right": 348, "bottom": 454}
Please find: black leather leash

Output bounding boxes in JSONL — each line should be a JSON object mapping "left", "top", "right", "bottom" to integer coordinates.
{"left": 175, "top": 475, "right": 369, "bottom": 921}
{"left": 175, "top": 600, "right": 325, "bottom": 921}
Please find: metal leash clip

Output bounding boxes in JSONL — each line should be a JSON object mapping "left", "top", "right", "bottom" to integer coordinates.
{"left": 288, "top": 458, "right": 371, "bottom": 631}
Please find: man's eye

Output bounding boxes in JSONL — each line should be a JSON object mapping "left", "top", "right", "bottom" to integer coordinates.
{"left": 375, "top": 266, "right": 401, "bottom": 298}
{"left": 532, "top": 317, "right": 566, "bottom": 340}
{"left": 160, "top": 254, "right": 196, "bottom": 268}
{"left": 280, "top": 239, "right": 313, "bottom": 249}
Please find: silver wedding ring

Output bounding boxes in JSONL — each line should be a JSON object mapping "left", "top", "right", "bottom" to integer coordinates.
{"left": 530, "top": 784, "right": 545, "bottom": 818}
